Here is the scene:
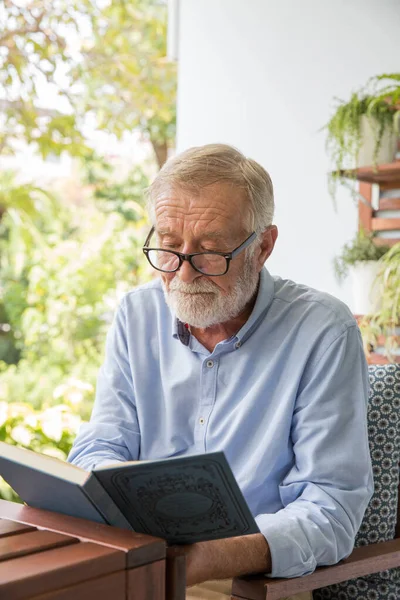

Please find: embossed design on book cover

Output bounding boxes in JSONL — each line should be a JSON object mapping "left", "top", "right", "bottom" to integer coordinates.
{"left": 108, "top": 457, "right": 254, "bottom": 540}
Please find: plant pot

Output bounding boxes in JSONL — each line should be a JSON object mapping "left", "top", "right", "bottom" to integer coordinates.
{"left": 357, "top": 116, "right": 398, "bottom": 167}
{"left": 348, "top": 260, "right": 382, "bottom": 315}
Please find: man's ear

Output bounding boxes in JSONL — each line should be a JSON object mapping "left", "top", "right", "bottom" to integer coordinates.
{"left": 256, "top": 226, "right": 278, "bottom": 270}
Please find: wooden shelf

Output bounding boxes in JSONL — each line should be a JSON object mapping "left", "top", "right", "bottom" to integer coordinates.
{"left": 374, "top": 237, "right": 399, "bottom": 247}
{"left": 366, "top": 353, "right": 400, "bottom": 365}
{"left": 338, "top": 160, "right": 400, "bottom": 185}
{"left": 379, "top": 197, "right": 400, "bottom": 210}
{"left": 371, "top": 217, "right": 400, "bottom": 231}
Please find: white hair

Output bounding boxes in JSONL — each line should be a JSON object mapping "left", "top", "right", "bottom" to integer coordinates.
{"left": 146, "top": 143, "right": 274, "bottom": 235}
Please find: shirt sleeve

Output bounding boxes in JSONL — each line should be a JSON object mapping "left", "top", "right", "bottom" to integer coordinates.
{"left": 255, "top": 323, "right": 374, "bottom": 578}
{"left": 67, "top": 297, "right": 140, "bottom": 470}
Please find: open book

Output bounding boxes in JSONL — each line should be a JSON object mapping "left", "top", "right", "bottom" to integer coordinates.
{"left": 0, "top": 442, "right": 258, "bottom": 544}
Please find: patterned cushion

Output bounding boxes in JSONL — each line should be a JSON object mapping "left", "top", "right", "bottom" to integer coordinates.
{"left": 313, "top": 364, "right": 400, "bottom": 600}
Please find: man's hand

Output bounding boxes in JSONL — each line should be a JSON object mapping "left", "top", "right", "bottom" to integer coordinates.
{"left": 183, "top": 533, "right": 271, "bottom": 587}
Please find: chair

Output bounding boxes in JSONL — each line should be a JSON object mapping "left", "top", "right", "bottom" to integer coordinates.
{"left": 231, "top": 363, "right": 400, "bottom": 600}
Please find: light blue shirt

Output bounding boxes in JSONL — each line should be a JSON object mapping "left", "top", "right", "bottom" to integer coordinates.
{"left": 68, "top": 268, "right": 373, "bottom": 578}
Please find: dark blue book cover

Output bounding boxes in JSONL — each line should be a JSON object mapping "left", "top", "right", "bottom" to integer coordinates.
{"left": 0, "top": 442, "right": 259, "bottom": 544}
{"left": 93, "top": 452, "right": 259, "bottom": 544}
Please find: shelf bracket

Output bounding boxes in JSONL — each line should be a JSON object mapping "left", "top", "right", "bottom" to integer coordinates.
{"left": 355, "top": 190, "right": 373, "bottom": 209}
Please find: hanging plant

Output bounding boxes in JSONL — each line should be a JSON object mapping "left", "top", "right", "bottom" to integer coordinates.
{"left": 324, "top": 73, "right": 400, "bottom": 197}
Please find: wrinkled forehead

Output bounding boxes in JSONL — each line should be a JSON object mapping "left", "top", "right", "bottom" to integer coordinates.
{"left": 152, "top": 182, "right": 253, "bottom": 236}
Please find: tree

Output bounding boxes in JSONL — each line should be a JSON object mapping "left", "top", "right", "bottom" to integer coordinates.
{"left": 0, "top": 0, "right": 176, "bottom": 167}
{"left": 0, "top": 169, "right": 65, "bottom": 364}
{"left": 0, "top": 0, "right": 93, "bottom": 158}
{"left": 0, "top": 1, "right": 169, "bottom": 493}
{"left": 75, "top": 0, "right": 176, "bottom": 168}
{"left": 0, "top": 0, "right": 175, "bottom": 361}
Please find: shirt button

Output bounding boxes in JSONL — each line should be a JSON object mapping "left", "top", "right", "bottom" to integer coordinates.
{"left": 199, "top": 417, "right": 205, "bottom": 425}
{"left": 235, "top": 341, "right": 241, "bottom": 349}
{"left": 206, "top": 360, "right": 214, "bottom": 368}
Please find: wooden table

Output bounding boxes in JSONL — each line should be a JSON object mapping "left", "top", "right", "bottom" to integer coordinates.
{"left": 0, "top": 498, "right": 186, "bottom": 600}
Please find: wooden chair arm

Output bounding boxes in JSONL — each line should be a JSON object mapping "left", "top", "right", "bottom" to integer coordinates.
{"left": 166, "top": 546, "right": 186, "bottom": 600}
{"left": 232, "top": 538, "right": 400, "bottom": 600}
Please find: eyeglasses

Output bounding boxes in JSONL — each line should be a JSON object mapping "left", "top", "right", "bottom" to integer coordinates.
{"left": 142, "top": 226, "right": 257, "bottom": 276}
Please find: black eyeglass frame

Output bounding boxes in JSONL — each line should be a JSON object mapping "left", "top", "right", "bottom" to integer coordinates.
{"left": 142, "top": 226, "right": 257, "bottom": 276}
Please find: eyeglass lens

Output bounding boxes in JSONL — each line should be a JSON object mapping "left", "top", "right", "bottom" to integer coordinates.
{"left": 147, "top": 250, "right": 227, "bottom": 275}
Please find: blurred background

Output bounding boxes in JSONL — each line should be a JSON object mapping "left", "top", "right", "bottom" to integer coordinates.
{"left": 0, "top": 0, "right": 399, "bottom": 498}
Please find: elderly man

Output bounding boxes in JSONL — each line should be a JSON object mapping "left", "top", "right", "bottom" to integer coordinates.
{"left": 68, "top": 144, "right": 373, "bottom": 600}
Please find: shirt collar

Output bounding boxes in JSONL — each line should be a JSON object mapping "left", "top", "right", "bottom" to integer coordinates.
{"left": 171, "top": 267, "right": 275, "bottom": 346}
{"left": 234, "top": 267, "right": 275, "bottom": 344}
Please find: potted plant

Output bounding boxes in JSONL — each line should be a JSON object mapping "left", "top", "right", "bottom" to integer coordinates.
{"left": 358, "top": 242, "right": 400, "bottom": 361}
{"left": 371, "top": 73, "right": 400, "bottom": 114}
{"left": 325, "top": 73, "right": 400, "bottom": 194}
{"left": 334, "top": 229, "right": 390, "bottom": 315}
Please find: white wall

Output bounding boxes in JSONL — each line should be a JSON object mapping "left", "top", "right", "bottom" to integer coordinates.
{"left": 176, "top": 0, "right": 400, "bottom": 308}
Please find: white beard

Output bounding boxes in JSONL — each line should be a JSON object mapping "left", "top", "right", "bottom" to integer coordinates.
{"left": 161, "top": 256, "right": 260, "bottom": 328}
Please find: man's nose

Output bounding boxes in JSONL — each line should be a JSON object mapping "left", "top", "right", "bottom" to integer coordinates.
{"left": 177, "top": 257, "right": 201, "bottom": 284}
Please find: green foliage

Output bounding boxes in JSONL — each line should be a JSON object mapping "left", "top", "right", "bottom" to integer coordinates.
{"left": 0, "top": 170, "right": 64, "bottom": 276}
{"left": 325, "top": 73, "right": 400, "bottom": 197}
{"left": 0, "top": 170, "right": 69, "bottom": 363}
{"left": 0, "top": 0, "right": 168, "bottom": 504}
{"left": 326, "top": 74, "right": 400, "bottom": 171}
{"left": 0, "top": 0, "right": 93, "bottom": 158}
{"left": 0, "top": 186, "right": 151, "bottom": 499}
{"left": 327, "top": 94, "right": 371, "bottom": 172}
{"left": 370, "top": 73, "right": 400, "bottom": 117}
{"left": 358, "top": 243, "right": 400, "bottom": 360}
{"left": 0, "top": 202, "right": 149, "bottom": 388}
{"left": 0, "top": 400, "right": 82, "bottom": 501}
{"left": 0, "top": 189, "right": 151, "bottom": 502}
{"left": 333, "top": 229, "right": 390, "bottom": 282}
{"left": 0, "top": 159, "right": 152, "bottom": 428}
{"left": 0, "top": 0, "right": 176, "bottom": 164}
{"left": 82, "top": 153, "right": 150, "bottom": 221}
{"left": 0, "top": 358, "right": 96, "bottom": 420}
{"left": 74, "top": 0, "right": 176, "bottom": 167}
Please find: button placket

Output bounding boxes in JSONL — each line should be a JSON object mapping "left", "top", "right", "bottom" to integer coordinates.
{"left": 195, "top": 357, "right": 219, "bottom": 451}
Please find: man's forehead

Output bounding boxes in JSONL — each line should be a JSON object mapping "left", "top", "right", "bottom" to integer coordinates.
{"left": 156, "top": 227, "right": 227, "bottom": 240}
{"left": 152, "top": 182, "right": 252, "bottom": 241}
{"left": 154, "top": 181, "right": 247, "bottom": 204}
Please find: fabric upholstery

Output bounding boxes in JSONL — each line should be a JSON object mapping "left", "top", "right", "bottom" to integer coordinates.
{"left": 313, "top": 364, "right": 400, "bottom": 600}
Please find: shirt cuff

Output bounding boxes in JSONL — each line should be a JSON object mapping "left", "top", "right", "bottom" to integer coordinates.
{"left": 255, "top": 511, "right": 317, "bottom": 578}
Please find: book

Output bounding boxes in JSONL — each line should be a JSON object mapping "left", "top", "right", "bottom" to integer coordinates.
{"left": 0, "top": 442, "right": 259, "bottom": 544}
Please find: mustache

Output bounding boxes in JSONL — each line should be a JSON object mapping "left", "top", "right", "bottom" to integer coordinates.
{"left": 168, "top": 278, "right": 218, "bottom": 294}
